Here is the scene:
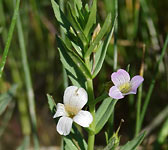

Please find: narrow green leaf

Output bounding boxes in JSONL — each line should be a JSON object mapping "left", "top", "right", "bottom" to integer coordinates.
{"left": 71, "top": 41, "right": 83, "bottom": 57}
{"left": 71, "top": 125, "right": 87, "bottom": 150}
{"left": 85, "top": 4, "right": 89, "bottom": 13}
{"left": 58, "top": 49, "right": 86, "bottom": 88}
{"left": 67, "top": 3, "right": 88, "bottom": 46}
{"left": 103, "top": 137, "right": 118, "bottom": 150}
{"left": 73, "top": 0, "right": 82, "bottom": 10}
{"left": 75, "top": 4, "right": 85, "bottom": 28}
{"left": 64, "top": 125, "right": 87, "bottom": 150}
{"left": 84, "top": 0, "right": 97, "bottom": 37}
{"left": 52, "top": 0, "right": 87, "bottom": 47}
{"left": 0, "top": 85, "right": 17, "bottom": 115}
{"left": 120, "top": 132, "right": 146, "bottom": 150}
{"left": 68, "top": 50, "right": 92, "bottom": 79}
{"left": 68, "top": 1, "right": 80, "bottom": 18}
{"left": 51, "top": 0, "right": 71, "bottom": 34}
{"left": 89, "top": 92, "right": 108, "bottom": 105}
{"left": 95, "top": 98, "right": 117, "bottom": 134}
{"left": 84, "top": 13, "right": 112, "bottom": 58}
{"left": 47, "top": 94, "right": 56, "bottom": 115}
{"left": 0, "top": 0, "right": 20, "bottom": 78}
{"left": 93, "top": 18, "right": 116, "bottom": 78}
{"left": 57, "top": 37, "right": 86, "bottom": 87}
{"left": 57, "top": 36, "right": 92, "bottom": 79}
{"left": 64, "top": 136, "right": 79, "bottom": 150}
{"left": 67, "top": 73, "right": 86, "bottom": 88}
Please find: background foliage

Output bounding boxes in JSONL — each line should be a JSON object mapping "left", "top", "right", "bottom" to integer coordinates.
{"left": 0, "top": 0, "right": 168, "bottom": 149}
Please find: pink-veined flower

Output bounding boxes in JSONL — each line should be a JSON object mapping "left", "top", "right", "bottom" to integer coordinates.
{"left": 53, "top": 86, "right": 93, "bottom": 136}
{"left": 109, "top": 69, "right": 144, "bottom": 100}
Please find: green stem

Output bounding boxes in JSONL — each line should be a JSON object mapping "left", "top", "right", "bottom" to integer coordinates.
{"left": 113, "top": 0, "right": 118, "bottom": 71}
{"left": 87, "top": 78, "right": 95, "bottom": 150}
{"left": 85, "top": 56, "right": 95, "bottom": 150}
{"left": 135, "top": 84, "right": 143, "bottom": 136}
{"left": 0, "top": 0, "right": 20, "bottom": 78}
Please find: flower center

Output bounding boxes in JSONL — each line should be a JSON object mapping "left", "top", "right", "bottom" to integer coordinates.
{"left": 65, "top": 105, "right": 80, "bottom": 118}
{"left": 119, "top": 82, "right": 132, "bottom": 93}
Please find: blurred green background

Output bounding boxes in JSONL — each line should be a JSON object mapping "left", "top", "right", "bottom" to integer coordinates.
{"left": 0, "top": 0, "right": 168, "bottom": 149}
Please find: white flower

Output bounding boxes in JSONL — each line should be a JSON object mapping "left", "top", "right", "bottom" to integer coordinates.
{"left": 53, "top": 86, "right": 93, "bottom": 136}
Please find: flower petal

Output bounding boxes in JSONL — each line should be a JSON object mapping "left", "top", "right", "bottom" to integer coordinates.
{"left": 109, "top": 86, "right": 124, "bottom": 99}
{"left": 130, "top": 75, "right": 144, "bottom": 94}
{"left": 73, "top": 110, "right": 93, "bottom": 127}
{"left": 56, "top": 116, "right": 73, "bottom": 136}
{"left": 63, "top": 86, "right": 88, "bottom": 110}
{"left": 53, "top": 103, "right": 67, "bottom": 118}
{"left": 111, "top": 69, "right": 130, "bottom": 86}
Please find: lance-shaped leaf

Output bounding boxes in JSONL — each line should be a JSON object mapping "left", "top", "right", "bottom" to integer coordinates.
{"left": 103, "top": 136, "right": 119, "bottom": 150}
{"left": 57, "top": 36, "right": 92, "bottom": 79}
{"left": 84, "top": 13, "right": 112, "bottom": 58}
{"left": 58, "top": 48, "right": 86, "bottom": 88}
{"left": 120, "top": 132, "right": 146, "bottom": 150}
{"left": 71, "top": 125, "right": 87, "bottom": 150}
{"left": 71, "top": 41, "right": 83, "bottom": 57}
{"left": 51, "top": 0, "right": 71, "bottom": 35}
{"left": 95, "top": 98, "right": 117, "bottom": 134}
{"left": 64, "top": 125, "right": 87, "bottom": 150}
{"left": 73, "top": 0, "right": 82, "bottom": 10}
{"left": 47, "top": 94, "right": 56, "bottom": 115}
{"left": 51, "top": 0, "right": 85, "bottom": 47}
{"left": 93, "top": 18, "right": 116, "bottom": 78}
{"left": 84, "top": 0, "right": 97, "bottom": 37}
{"left": 64, "top": 136, "right": 79, "bottom": 150}
{"left": 67, "top": 71, "right": 87, "bottom": 88}
{"left": 68, "top": 50, "right": 92, "bottom": 79}
{"left": 67, "top": 2, "right": 88, "bottom": 46}
{"left": 56, "top": 37, "right": 89, "bottom": 88}
{"left": 75, "top": 4, "right": 86, "bottom": 28}
{"left": 68, "top": 0, "right": 81, "bottom": 18}
{"left": 0, "top": 85, "right": 17, "bottom": 115}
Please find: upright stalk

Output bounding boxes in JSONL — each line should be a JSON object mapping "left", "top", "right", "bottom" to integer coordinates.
{"left": 0, "top": 0, "right": 20, "bottom": 78}
{"left": 113, "top": 0, "right": 118, "bottom": 71}
{"left": 85, "top": 56, "right": 95, "bottom": 150}
{"left": 87, "top": 78, "right": 95, "bottom": 150}
{"left": 135, "top": 84, "right": 142, "bottom": 136}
